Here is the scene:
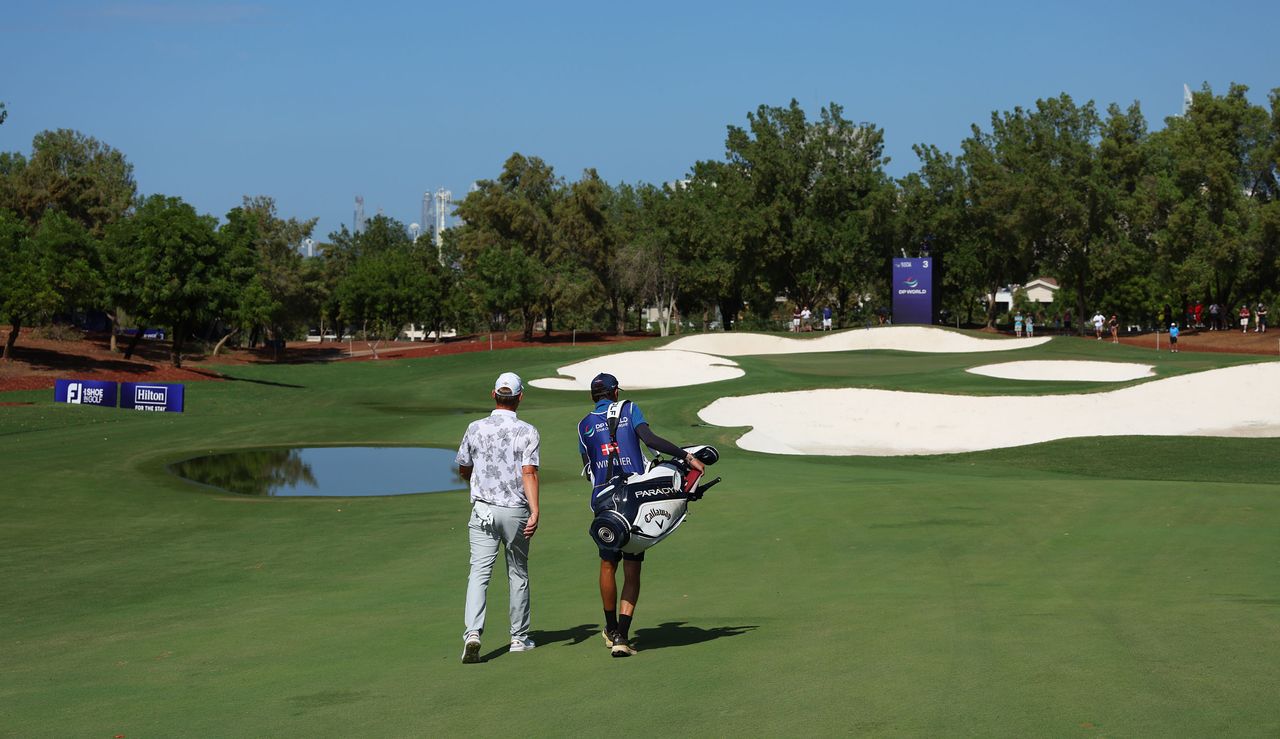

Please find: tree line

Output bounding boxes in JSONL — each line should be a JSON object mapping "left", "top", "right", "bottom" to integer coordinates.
{"left": 2, "top": 83, "right": 1278, "bottom": 366}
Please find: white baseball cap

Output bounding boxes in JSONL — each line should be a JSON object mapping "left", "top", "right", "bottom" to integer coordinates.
{"left": 494, "top": 372, "right": 523, "bottom": 396}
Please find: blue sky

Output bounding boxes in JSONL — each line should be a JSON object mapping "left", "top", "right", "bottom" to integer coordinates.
{"left": 3, "top": 1, "right": 1277, "bottom": 241}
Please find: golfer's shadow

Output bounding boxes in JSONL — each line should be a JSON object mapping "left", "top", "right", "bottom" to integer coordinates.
{"left": 528, "top": 623, "right": 598, "bottom": 647}
{"left": 478, "top": 624, "right": 597, "bottom": 660}
{"left": 632, "top": 621, "right": 757, "bottom": 651}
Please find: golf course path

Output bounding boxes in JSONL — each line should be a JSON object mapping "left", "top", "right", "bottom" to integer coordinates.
{"left": 699, "top": 362, "right": 1280, "bottom": 456}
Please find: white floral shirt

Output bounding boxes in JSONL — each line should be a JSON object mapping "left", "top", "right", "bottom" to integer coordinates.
{"left": 456, "top": 409, "right": 540, "bottom": 507}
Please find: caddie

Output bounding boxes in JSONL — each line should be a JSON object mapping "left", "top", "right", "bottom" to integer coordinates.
{"left": 578, "top": 372, "right": 703, "bottom": 657}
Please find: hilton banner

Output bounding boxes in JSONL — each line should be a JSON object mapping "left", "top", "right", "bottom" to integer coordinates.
{"left": 54, "top": 379, "right": 119, "bottom": 408}
{"left": 892, "top": 258, "right": 934, "bottom": 324}
{"left": 120, "top": 382, "right": 185, "bottom": 413}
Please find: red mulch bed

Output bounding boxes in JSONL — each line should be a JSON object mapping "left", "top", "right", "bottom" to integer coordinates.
{"left": 0, "top": 328, "right": 650, "bottom": 393}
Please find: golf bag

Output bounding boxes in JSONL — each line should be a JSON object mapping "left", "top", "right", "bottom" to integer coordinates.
{"left": 589, "top": 444, "right": 721, "bottom": 555}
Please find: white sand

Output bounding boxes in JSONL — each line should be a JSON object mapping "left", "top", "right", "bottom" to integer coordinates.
{"left": 967, "top": 360, "right": 1155, "bottom": 382}
{"left": 531, "top": 327, "right": 1052, "bottom": 392}
{"left": 663, "top": 326, "right": 1050, "bottom": 356}
{"left": 698, "top": 363, "right": 1280, "bottom": 456}
{"left": 528, "top": 350, "right": 744, "bottom": 391}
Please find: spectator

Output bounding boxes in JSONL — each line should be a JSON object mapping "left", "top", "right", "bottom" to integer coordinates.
{"left": 1169, "top": 322, "right": 1179, "bottom": 352}
{"left": 1026, "top": 313, "right": 1035, "bottom": 338}
{"left": 1239, "top": 304, "right": 1251, "bottom": 334}
{"left": 1108, "top": 315, "right": 1119, "bottom": 344}
{"left": 1092, "top": 311, "right": 1105, "bottom": 340}
{"left": 800, "top": 305, "right": 812, "bottom": 332}
{"left": 791, "top": 307, "right": 801, "bottom": 333}
{"left": 1209, "top": 303, "right": 1220, "bottom": 331}
{"left": 1256, "top": 302, "right": 1268, "bottom": 333}
{"left": 822, "top": 306, "right": 833, "bottom": 331}
{"left": 1014, "top": 311, "right": 1024, "bottom": 338}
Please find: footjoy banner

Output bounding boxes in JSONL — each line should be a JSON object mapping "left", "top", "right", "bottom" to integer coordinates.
{"left": 891, "top": 258, "right": 933, "bottom": 324}
{"left": 54, "top": 379, "right": 119, "bottom": 407}
{"left": 120, "top": 382, "right": 185, "bottom": 412}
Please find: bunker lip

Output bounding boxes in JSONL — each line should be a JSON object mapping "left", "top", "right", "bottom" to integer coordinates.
{"left": 698, "top": 363, "right": 1280, "bottom": 456}
{"left": 530, "top": 327, "right": 1049, "bottom": 391}
{"left": 529, "top": 350, "right": 743, "bottom": 391}
{"left": 967, "top": 360, "right": 1155, "bottom": 382}
{"left": 663, "top": 326, "right": 1051, "bottom": 357}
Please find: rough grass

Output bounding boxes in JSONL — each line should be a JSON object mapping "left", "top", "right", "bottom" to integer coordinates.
{"left": 2, "top": 333, "right": 1278, "bottom": 736}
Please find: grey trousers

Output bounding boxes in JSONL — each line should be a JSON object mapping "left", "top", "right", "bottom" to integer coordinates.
{"left": 463, "top": 500, "right": 531, "bottom": 640}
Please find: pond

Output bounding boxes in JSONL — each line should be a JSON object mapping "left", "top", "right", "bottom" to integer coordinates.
{"left": 170, "top": 446, "right": 465, "bottom": 497}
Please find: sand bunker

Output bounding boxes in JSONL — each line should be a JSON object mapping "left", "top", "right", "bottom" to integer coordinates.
{"left": 967, "top": 360, "right": 1154, "bottom": 382}
{"left": 528, "top": 350, "right": 743, "bottom": 391}
{"left": 664, "top": 326, "right": 1050, "bottom": 356}
{"left": 698, "top": 363, "right": 1280, "bottom": 456}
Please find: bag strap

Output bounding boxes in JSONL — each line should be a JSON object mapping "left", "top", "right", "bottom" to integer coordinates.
{"left": 604, "top": 400, "right": 630, "bottom": 483}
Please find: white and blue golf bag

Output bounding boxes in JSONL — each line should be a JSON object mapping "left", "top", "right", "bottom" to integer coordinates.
{"left": 589, "top": 444, "right": 721, "bottom": 555}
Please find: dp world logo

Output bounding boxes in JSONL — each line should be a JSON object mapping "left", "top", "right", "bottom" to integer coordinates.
{"left": 903, "top": 277, "right": 919, "bottom": 288}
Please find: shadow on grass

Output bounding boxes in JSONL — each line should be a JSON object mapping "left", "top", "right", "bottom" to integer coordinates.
{"left": 631, "top": 621, "right": 758, "bottom": 651}
{"left": 529, "top": 623, "right": 598, "bottom": 647}
{"left": 188, "top": 367, "right": 306, "bottom": 389}
{"left": 474, "top": 624, "right": 599, "bottom": 662}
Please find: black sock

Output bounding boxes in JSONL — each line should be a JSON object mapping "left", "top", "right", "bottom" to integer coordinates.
{"left": 604, "top": 610, "right": 618, "bottom": 633}
{"left": 618, "top": 614, "right": 633, "bottom": 639}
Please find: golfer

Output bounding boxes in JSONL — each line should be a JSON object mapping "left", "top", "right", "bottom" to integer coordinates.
{"left": 456, "top": 372, "right": 540, "bottom": 663}
{"left": 578, "top": 373, "right": 703, "bottom": 657}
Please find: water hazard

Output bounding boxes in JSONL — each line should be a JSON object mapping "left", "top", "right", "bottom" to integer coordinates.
{"left": 170, "top": 446, "right": 465, "bottom": 497}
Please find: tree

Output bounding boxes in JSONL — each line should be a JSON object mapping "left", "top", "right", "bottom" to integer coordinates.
{"left": 723, "top": 100, "right": 891, "bottom": 311}
{"left": 0, "top": 210, "right": 32, "bottom": 359}
{"left": 1150, "top": 84, "right": 1274, "bottom": 311}
{"left": 102, "top": 195, "right": 228, "bottom": 367}
{"left": 455, "top": 154, "right": 564, "bottom": 339}
{"left": 217, "top": 196, "right": 318, "bottom": 348}
{"left": 2, "top": 129, "right": 135, "bottom": 236}
{"left": 0, "top": 210, "right": 99, "bottom": 360}
{"left": 897, "top": 146, "right": 987, "bottom": 324}
{"left": 554, "top": 169, "right": 622, "bottom": 333}
{"left": 334, "top": 244, "right": 438, "bottom": 355}
{"left": 615, "top": 183, "right": 683, "bottom": 335}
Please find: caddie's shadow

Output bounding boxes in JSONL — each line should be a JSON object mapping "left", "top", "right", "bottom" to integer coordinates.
{"left": 479, "top": 624, "right": 597, "bottom": 661}
{"left": 632, "top": 621, "right": 757, "bottom": 651}
{"left": 528, "top": 623, "right": 598, "bottom": 647}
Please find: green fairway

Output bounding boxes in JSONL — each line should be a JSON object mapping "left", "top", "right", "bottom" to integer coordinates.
{"left": 3, "top": 333, "right": 1279, "bottom": 736}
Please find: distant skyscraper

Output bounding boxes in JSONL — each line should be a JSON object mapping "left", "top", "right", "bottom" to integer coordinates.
{"left": 433, "top": 188, "right": 452, "bottom": 263}
{"left": 422, "top": 191, "right": 431, "bottom": 239}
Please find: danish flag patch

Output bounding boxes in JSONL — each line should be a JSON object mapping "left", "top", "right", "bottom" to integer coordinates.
{"left": 600, "top": 442, "right": 620, "bottom": 455}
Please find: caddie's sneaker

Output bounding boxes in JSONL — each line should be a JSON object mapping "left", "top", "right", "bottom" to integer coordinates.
{"left": 461, "top": 632, "right": 482, "bottom": 664}
{"left": 509, "top": 635, "right": 536, "bottom": 652}
{"left": 610, "top": 635, "right": 637, "bottom": 658}
{"left": 602, "top": 629, "right": 619, "bottom": 648}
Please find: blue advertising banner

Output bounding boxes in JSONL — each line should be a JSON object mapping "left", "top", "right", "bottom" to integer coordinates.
{"left": 892, "top": 258, "right": 934, "bottom": 324}
{"left": 120, "top": 382, "right": 185, "bottom": 413}
{"left": 54, "top": 379, "right": 118, "bottom": 407}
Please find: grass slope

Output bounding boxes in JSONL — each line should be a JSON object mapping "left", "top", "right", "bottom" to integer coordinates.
{"left": 2, "top": 334, "right": 1278, "bottom": 736}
